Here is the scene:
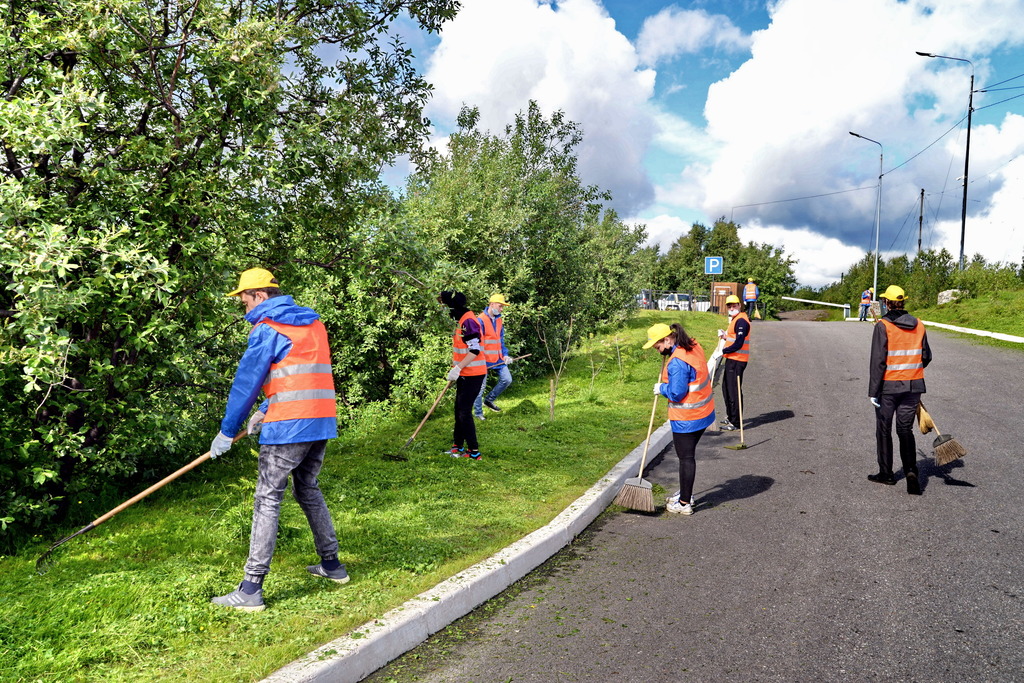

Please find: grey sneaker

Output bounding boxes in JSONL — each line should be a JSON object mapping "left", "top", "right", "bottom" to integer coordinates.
{"left": 666, "top": 490, "right": 695, "bottom": 506}
{"left": 307, "top": 563, "right": 350, "bottom": 584}
{"left": 721, "top": 422, "right": 737, "bottom": 431}
{"left": 211, "top": 584, "right": 265, "bottom": 611}
{"left": 666, "top": 500, "right": 694, "bottom": 515}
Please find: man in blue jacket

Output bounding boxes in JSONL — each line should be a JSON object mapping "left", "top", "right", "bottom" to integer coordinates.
{"left": 474, "top": 293, "right": 513, "bottom": 419}
{"left": 209, "top": 268, "right": 346, "bottom": 612}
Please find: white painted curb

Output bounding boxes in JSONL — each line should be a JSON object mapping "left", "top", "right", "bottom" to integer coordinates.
{"left": 262, "top": 422, "right": 674, "bottom": 683}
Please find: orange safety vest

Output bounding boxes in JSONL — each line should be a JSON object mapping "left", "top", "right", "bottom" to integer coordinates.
{"left": 743, "top": 283, "right": 758, "bottom": 301}
{"left": 662, "top": 343, "right": 714, "bottom": 423}
{"left": 724, "top": 312, "right": 751, "bottom": 362}
{"left": 258, "top": 319, "right": 337, "bottom": 423}
{"left": 453, "top": 310, "right": 487, "bottom": 377}
{"left": 881, "top": 319, "right": 925, "bottom": 382}
{"left": 479, "top": 312, "right": 504, "bottom": 364}
{"left": 861, "top": 290, "right": 872, "bottom": 304}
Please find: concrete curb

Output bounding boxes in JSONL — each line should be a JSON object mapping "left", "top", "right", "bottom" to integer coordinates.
{"left": 262, "top": 422, "right": 674, "bottom": 683}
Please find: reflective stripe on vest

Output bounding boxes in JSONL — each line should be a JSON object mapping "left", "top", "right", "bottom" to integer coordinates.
{"left": 257, "top": 319, "right": 337, "bottom": 423}
{"left": 479, "top": 313, "right": 503, "bottom": 364}
{"left": 453, "top": 310, "right": 487, "bottom": 376}
{"left": 662, "top": 344, "right": 715, "bottom": 422}
{"left": 744, "top": 284, "right": 757, "bottom": 301}
{"left": 724, "top": 312, "right": 751, "bottom": 362}
{"left": 881, "top": 319, "right": 925, "bottom": 381}
{"left": 862, "top": 290, "right": 872, "bottom": 304}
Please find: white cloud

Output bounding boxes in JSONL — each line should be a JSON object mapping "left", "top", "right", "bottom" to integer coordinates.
{"left": 636, "top": 7, "right": 750, "bottom": 66}
{"left": 423, "top": 0, "right": 658, "bottom": 213}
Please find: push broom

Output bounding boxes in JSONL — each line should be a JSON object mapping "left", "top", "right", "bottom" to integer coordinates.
{"left": 613, "top": 359, "right": 666, "bottom": 512}
{"left": 918, "top": 401, "right": 966, "bottom": 465}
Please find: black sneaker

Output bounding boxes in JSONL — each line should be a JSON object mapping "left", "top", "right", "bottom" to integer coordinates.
{"left": 484, "top": 400, "right": 502, "bottom": 413}
{"left": 867, "top": 473, "right": 896, "bottom": 485}
{"left": 906, "top": 472, "right": 921, "bottom": 495}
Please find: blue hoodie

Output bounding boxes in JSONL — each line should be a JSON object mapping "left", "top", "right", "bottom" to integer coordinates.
{"left": 219, "top": 295, "right": 338, "bottom": 444}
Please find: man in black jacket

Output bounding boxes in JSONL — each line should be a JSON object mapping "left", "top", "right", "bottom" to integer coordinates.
{"left": 868, "top": 285, "right": 932, "bottom": 495}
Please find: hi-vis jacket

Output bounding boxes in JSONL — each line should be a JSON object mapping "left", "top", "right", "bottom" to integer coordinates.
{"left": 658, "top": 342, "right": 717, "bottom": 433}
{"left": 453, "top": 311, "right": 487, "bottom": 377}
{"left": 743, "top": 283, "right": 759, "bottom": 302}
{"left": 868, "top": 310, "right": 932, "bottom": 397}
{"left": 723, "top": 312, "right": 751, "bottom": 362}
{"left": 220, "top": 295, "right": 338, "bottom": 445}
{"left": 861, "top": 290, "right": 872, "bottom": 304}
{"left": 478, "top": 310, "right": 508, "bottom": 367}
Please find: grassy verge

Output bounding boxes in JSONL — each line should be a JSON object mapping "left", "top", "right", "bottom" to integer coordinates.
{"left": 913, "top": 289, "right": 1024, "bottom": 340}
{"left": 0, "top": 310, "right": 720, "bottom": 682}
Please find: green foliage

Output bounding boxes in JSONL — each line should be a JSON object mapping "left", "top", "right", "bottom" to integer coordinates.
{"left": 0, "top": 0, "right": 459, "bottom": 547}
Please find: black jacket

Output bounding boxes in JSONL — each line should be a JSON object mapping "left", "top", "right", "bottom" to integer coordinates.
{"left": 868, "top": 309, "right": 932, "bottom": 397}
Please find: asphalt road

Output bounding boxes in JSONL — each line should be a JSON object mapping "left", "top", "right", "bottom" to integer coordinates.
{"left": 366, "top": 320, "right": 1024, "bottom": 682}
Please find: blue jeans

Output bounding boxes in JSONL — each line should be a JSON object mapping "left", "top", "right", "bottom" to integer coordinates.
{"left": 474, "top": 364, "right": 513, "bottom": 416}
{"left": 244, "top": 440, "right": 339, "bottom": 578}
{"left": 860, "top": 303, "right": 870, "bottom": 320}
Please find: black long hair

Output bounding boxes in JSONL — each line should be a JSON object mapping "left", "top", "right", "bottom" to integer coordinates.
{"left": 669, "top": 322, "right": 696, "bottom": 351}
{"left": 438, "top": 290, "right": 469, "bottom": 321}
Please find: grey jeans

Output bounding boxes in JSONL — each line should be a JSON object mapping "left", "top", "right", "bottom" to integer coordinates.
{"left": 244, "top": 440, "right": 339, "bottom": 578}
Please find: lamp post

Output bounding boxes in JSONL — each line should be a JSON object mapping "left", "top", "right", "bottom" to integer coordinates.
{"left": 850, "top": 131, "right": 883, "bottom": 306}
{"left": 917, "top": 51, "right": 974, "bottom": 270}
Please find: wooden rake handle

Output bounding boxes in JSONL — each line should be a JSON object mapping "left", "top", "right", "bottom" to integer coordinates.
{"left": 404, "top": 381, "right": 453, "bottom": 448}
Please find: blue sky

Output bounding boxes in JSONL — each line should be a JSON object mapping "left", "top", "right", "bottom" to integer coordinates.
{"left": 403, "top": 0, "right": 1024, "bottom": 287}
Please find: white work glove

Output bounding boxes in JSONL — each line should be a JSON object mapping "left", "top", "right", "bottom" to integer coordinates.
{"left": 717, "top": 328, "right": 726, "bottom": 340}
{"left": 869, "top": 397, "right": 881, "bottom": 408}
{"left": 247, "top": 410, "right": 265, "bottom": 435}
{"left": 503, "top": 355, "right": 513, "bottom": 365}
{"left": 446, "top": 367, "right": 461, "bottom": 382}
{"left": 653, "top": 383, "right": 664, "bottom": 395}
{"left": 711, "top": 348, "right": 723, "bottom": 361}
{"left": 210, "top": 431, "right": 234, "bottom": 459}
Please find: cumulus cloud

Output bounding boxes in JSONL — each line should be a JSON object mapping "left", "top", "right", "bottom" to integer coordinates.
{"left": 423, "top": 0, "right": 658, "bottom": 214}
{"left": 637, "top": 6, "right": 750, "bottom": 66}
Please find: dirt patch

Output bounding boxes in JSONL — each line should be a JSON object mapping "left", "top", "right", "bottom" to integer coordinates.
{"left": 776, "top": 309, "right": 832, "bottom": 321}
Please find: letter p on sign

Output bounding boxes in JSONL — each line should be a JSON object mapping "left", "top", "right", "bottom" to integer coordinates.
{"left": 705, "top": 256, "right": 723, "bottom": 275}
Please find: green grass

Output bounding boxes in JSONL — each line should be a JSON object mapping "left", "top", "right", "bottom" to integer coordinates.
{"left": 0, "top": 310, "right": 719, "bottom": 683}
{"left": 913, "top": 289, "right": 1024, "bottom": 342}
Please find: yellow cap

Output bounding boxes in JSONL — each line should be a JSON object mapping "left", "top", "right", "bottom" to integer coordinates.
{"left": 869, "top": 287, "right": 874, "bottom": 292}
{"left": 489, "top": 293, "right": 510, "bottom": 305}
{"left": 725, "top": 294, "right": 741, "bottom": 304}
{"left": 880, "top": 285, "right": 906, "bottom": 301}
{"left": 226, "top": 268, "right": 279, "bottom": 297}
{"left": 747, "top": 277, "right": 754, "bottom": 282}
{"left": 643, "top": 323, "right": 672, "bottom": 349}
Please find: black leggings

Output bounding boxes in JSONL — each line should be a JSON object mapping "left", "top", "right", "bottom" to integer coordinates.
{"left": 671, "top": 428, "right": 706, "bottom": 503}
{"left": 453, "top": 374, "right": 485, "bottom": 451}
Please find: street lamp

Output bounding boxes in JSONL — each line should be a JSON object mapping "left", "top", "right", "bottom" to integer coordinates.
{"left": 917, "top": 51, "right": 974, "bottom": 270}
{"left": 850, "top": 131, "right": 883, "bottom": 306}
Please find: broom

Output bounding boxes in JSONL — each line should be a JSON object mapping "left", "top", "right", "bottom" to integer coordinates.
{"left": 613, "top": 360, "right": 666, "bottom": 512}
{"left": 919, "top": 401, "right": 967, "bottom": 465}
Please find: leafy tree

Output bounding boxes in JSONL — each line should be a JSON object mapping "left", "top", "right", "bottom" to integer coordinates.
{"left": 0, "top": 0, "right": 458, "bottom": 546}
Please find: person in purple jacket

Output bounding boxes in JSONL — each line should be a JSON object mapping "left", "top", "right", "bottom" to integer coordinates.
{"left": 209, "top": 268, "right": 346, "bottom": 612}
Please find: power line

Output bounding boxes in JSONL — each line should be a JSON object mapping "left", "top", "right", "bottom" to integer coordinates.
{"left": 730, "top": 185, "right": 875, "bottom": 212}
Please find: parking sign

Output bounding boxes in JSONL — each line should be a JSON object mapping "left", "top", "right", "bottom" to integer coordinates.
{"left": 705, "top": 256, "right": 723, "bottom": 275}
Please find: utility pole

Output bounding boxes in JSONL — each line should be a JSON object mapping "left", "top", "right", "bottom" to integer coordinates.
{"left": 918, "top": 188, "right": 924, "bottom": 256}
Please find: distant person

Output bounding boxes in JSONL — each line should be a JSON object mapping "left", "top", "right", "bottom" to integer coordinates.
{"left": 439, "top": 291, "right": 486, "bottom": 459}
{"left": 474, "top": 294, "right": 513, "bottom": 420}
{"left": 743, "top": 278, "right": 759, "bottom": 318}
{"left": 867, "top": 285, "right": 932, "bottom": 495}
{"left": 209, "top": 268, "right": 346, "bottom": 612}
{"left": 644, "top": 322, "right": 716, "bottom": 515}
{"left": 718, "top": 294, "right": 751, "bottom": 431}
{"left": 859, "top": 287, "right": 874, "bottom": 321}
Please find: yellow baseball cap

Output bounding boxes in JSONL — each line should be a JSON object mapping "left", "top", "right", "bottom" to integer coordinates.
{"left": 880, "top": 285, "right": 906, "bottom": 301}
{"left": 643, "top": 323, "right": 672, "bottom": 349}
{"left": 226, "top": 268, "right": 279, "bottom": 297}
{"left": 489, "top": 293, "right": 510, "bottom": 305}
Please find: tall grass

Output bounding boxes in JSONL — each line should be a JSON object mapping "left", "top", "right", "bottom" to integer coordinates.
{"left": 0, "top": 310, "right": 719, "bottom": 682}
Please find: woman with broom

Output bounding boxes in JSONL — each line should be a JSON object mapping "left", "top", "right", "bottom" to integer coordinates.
{"left": 439, "top": 291, "right": 487, "bottom": 460}
{"left": 644, "top": 322, "right": 716, "bottom": 515}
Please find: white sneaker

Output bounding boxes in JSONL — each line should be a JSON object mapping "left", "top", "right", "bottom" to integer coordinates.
{"left": 666, "top": 490, "right": 695, "bottom": 506}
{"left": 666, "top": 500, "right": 693, "bottom": 515}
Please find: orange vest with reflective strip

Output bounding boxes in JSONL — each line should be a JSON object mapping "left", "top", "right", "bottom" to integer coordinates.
{"left": 862, "top": 290, "right": 872, "bottom": 304}
{"left": 453, "top": 311, "right": 487, "bottom": 376}
{"left": 662, "top": 343, "right": 714, "bottom": 423}
{"left": 257, "top": 319, "right": 337, "bottom": 423}
{"left": 881, "top": 319, "right": 925, "bottom": 382}
{"left": 744, "top": 283, "right": 757, "bottom": 301}
{"left": 724, "top": 313, "right": 751, "bottom": 362}
{"left": 479, "top": 312, "right": 503, "bottom": 364}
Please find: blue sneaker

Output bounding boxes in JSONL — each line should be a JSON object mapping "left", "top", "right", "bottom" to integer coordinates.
{"left": 211, "top": 584, "right": 265, "bottom": 612}
{"left": 307, "top": 563, "right": 350, "bottom": 584}
{"left": 467, "top": 450, "right": 482, "bottom": 460}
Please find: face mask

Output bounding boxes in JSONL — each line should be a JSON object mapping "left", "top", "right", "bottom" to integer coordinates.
{"left": 728, "top": 308, "right": 739, "bottom": 318}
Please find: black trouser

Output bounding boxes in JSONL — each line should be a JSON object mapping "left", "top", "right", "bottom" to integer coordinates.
{"left": 746, "top": 301, "right": 756, "bottom": 317}
{"left": 722, "top": 359, "right": 747, "bottom": 426}
{"left": 672, "top": 428, "right": 706, "bottom": 504}
{"left": 875, "top": 392, "right": 920, "bottom": 477}
{"left": 453, "top": 374, "right": 485, "bottom": 451}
